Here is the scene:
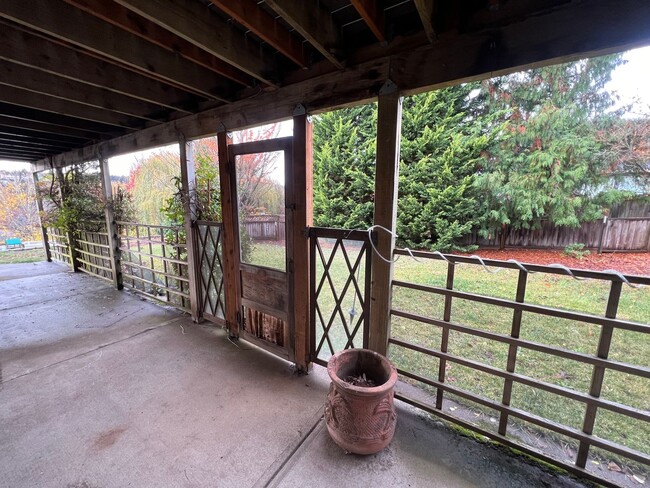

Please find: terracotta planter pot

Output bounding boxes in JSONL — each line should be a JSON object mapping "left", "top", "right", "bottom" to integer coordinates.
{"left": 324, "top": 348, "right": 398, "bottom": 455}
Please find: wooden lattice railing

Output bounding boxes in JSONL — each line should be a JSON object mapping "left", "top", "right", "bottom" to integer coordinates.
{"left": 389, "top": 249, "right": 650, "bottom": 486}
{"left": 46, "top": 227, "right": 72, "bottom": 265}
{"left": 309, "top": 227, "right": 373, "bottom": 366}
{"left": 74, "top": 225, "right": 113, "bottom": 283}
{"left": 117, "top": 222, "right": 190, "bottom": 311}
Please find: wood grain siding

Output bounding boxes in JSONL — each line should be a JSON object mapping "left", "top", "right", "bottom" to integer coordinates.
{"left": 240, "top": 264, "right": 288, "bottom": 318}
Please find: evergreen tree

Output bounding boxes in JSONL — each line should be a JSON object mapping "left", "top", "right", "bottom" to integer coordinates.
{"left": 475, "top": 55, "right": 627, "bottom": 247}
{"left": 313, "top": 104, "right": 376, "bottom": 229}
{"left": 398, "top": 86, "right": 495, "bottom": 251}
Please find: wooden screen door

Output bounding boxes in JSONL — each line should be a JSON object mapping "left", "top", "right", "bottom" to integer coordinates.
{"left": 229, "top": 136, "right": 295, "bottom": 361}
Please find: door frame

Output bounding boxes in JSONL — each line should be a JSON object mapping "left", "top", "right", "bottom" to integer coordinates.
{"left": 228, "top": 136, "right": 295, "bottom": 360}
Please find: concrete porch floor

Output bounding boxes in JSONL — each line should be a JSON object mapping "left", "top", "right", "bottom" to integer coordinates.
{"left": 0, "top": 262, "right": 591, "bottom": 488}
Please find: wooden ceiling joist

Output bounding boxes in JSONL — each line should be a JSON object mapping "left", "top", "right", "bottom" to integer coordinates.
{"left": 0, "top": 104, "right": 121, "bottom": 138}
{"left": 264, "top": 0, "right": 345, "bottom": 70}
{"left": 0, "top": 87, "right": 144, "bottom": 129}
{"left": 0, "top": 61, "right": 166, "bottom": 122}
{"left": 0, "top": 155, "right": 40, "bottom": 162}
{"left": 62, "top": 0, "right": 253, "bottom": 87}
{"left": 0, "top": 137, "right": 76, "bottom": 152}
{"left": 350, "top": 0, "right": 386, "bottom": 43}
{"left": 413, "top": 0, "right": 436, "bottom": 43}
{"left": 0, "top": 126, "right": 89, "bottom": 145}
{"left": 0, "top": 1, "right": 235, "bottom": 102}
{"left": 0, "top": 25, "right": 196, "bottom": 114}
{"left": 209, "top": 0, "right": 308, "bottom": 69}
{"left": 0, "top": 145, "right": 52, "bottom": 157}
{"left": 113, "top": 0, "right": 278, "bottom": 86}
{"left": 0, "top": 115, "right": 107, "bottom": 141}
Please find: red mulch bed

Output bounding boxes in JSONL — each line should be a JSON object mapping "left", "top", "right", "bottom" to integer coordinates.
{"left": 456, "top": 248, "right": 650, "bottom": 276}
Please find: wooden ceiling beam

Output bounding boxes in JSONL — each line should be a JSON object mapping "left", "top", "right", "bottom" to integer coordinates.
{"left": 209, "top": 0, "right": 308, "bottom": 68}
{"left": 0, "top": 1, "right": 235, "bottom": 102}
{"left": 264, "top": 0, "right": 345, "bottom": 70}
{"left": 350, "top": 0, "right": 386, "bottom": 43}
{"left": 0, "top": 155, "right": 38, "bottom": 162}
{"left": 0, "top": 24, "right": 195, "bottom": 114}
{"left": 0, "top": 137, "right": 76, "bottom": 151}
{"left": 33, "top": 0, "right": 650, "bottom": 170}
{"left": 0, "top": 61, "right": 166, "bottom": 122}
{"left": 0, "top": 87, "right": 144, "bottom": 129}
{"left": 113, "top": 0, "right": 278, "bottom": 86}
{"left": 413, "top": 0, "right": 436, "bottom": 43}
{"left": 0, "top": 126, "right": 90, "bottom": 145}
{"left": 62, "top": 0, "right": 253, "bottom": 87}
{"left": 0, "top": 145, "right": 53, "bottom": 157}
{"left": 0, "top": 115, "right": 107, "bottom": 141}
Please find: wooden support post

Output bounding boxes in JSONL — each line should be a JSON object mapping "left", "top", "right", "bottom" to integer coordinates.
{"left": 31, "top": 171, "right": 52, "bottom": 262}
{"left": 217, "top": 128, "right": 241, "bottom": 338}
{"left": 291, "top": 107, "right": 313, "bottom": 371}
{"left": 179, "top": 134, "right": 202, "bottom": 322}
{"left": 368, "top": 81, "right": 402, "bottom": 356}
{"left": 55, "top": 166, "right": 79, "bottom": 271}
{"left": 98, "top": 156, "right": 123, "bottom": 289}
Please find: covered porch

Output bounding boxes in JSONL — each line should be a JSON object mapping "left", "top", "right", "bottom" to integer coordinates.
{"left": 1, "top": 1, "right": 649, "bottom": 487}
{"left": 1, "top": 261, "right": 586, "bottom": 488}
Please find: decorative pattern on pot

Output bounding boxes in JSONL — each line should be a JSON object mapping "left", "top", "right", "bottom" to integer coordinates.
{"left": 325, "top": 348, "right": 398, "bottom": 455}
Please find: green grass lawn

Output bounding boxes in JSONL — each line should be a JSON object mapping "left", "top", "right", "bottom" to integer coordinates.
{"left": 0, "top": 248, "right": 46, "bottom": 264}
{"left": 251, "top": 240, "right": 650, "bottom": 463}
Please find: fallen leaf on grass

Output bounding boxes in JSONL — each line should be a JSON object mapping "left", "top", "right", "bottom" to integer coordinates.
{"left": 632, "top": 474, "right": 646, "bottom": 484}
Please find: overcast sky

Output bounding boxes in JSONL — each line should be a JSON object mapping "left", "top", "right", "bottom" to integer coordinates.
{"left": 2, "top": 45, "right": 650, "bottom": 173}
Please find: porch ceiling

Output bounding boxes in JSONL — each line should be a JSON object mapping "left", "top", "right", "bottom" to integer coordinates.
{"left": 0, "top": 0, "right": 649, "bottom": 167}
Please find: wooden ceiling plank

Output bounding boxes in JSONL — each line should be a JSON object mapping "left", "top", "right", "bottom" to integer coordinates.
{"left": 0, "top": 1, "right": 234, "bottom": 101}
{"left": 0, "top": 137, "right": 76, "bottom": 151}
{"left": 0, "top": 61, "right": 166, "bottom": 122}
{"left": 63, "top": 0, "right": 253, "bottom": 87}
{"left": 34, "top": 0, "right": 650, "bottom": 170}
{"left": 265, "top": 0, "right": 344, "bottom": 70}
{"left": 0, "top": 155, "right": 39, "bottom": 162}
{"left": 0, "top": 115, "right": 107, "bottom": 141}
{"left": 0, "top": 126, "right": 89, "bottom": 145}
{"left": 113, "top": 0, "right": 278, "bottom": 86}
{"left": 209, "top": 0, "right": 308, "bottom": 68}
{"left": 0, "top": 24, "right": 195, "bottom": 114}
{"left": 0, "top": 145, "right": 52, "bottom": 157}
{"left": 413, "top": 0, "right": 436, "bottom": 43}
{"left": 350, "top": 0, "right": 386, "bottom": 43}
{"left": 0, "top": 86, "right": 143, "bottom": 129}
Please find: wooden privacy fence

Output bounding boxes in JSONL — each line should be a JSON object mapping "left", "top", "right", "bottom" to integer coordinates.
{"left": 389, "top": 248, "right": 649, "bottom": 485}
{"left": 117, "top": 222, "right": 190, "bottom": 311}
{"left": 463, "top": 217, "right": 650, "bottom": 252}
{"left": 242, "top": 215, "right": 284, "bottom": 241}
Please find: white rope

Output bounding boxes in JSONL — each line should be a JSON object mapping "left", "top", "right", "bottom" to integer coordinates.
{"left": 366, "top": 225, "right": 641, "bottom": 288}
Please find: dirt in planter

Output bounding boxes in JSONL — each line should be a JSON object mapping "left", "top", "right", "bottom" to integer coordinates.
{"left": 345, "top": 373, "right": 376, "bottom": 387}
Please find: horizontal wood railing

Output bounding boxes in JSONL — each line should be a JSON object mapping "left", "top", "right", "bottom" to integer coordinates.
{"left": 45, "top": 227, "right": 72, "bottom": 265}
{"left": 117, "top": 221, "right": 190, "bottom": 311}
{"left": 74, "top": 228, "right": 113, "bottom": 283}
{"left": 389, "top": 248, "right": 649, "bottom": 486}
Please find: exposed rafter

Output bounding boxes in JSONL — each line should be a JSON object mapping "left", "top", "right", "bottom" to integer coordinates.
{"left": 0, "top": 1, "right": 235, "bottom": 101}
{"left": 0, "top": 137, "right": 75, "bottom": 152}
{"left": 0, "top": 87, "right": 144, "bottom": 129}
{"left": 210, "top": 0, "right": 308, "bottom": 69}
{"left": 351, "top": 0, "right": 386, "bottom": 43}
{"left": 0, "top": 115, "right": 107, "bottom": 141}
{"left": 413, "top": 0, "right": 436, "bottom": 43}
{"left": 0, "top": 126, "right": 89, "bottom": 145}
{"left": 63, "top": 0, "right": 253, "bottom": 87}
{"left": 113, "top": 0, "right": 278, "bottom": 86}
{"left": 0, "top": 61, "right": 166, "bottom": 121}
{"left": 0, "top": 24, "right": 196, "bottom": 114}
{"left": 265, "top": 0, "right": 345, "bottom": 70}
